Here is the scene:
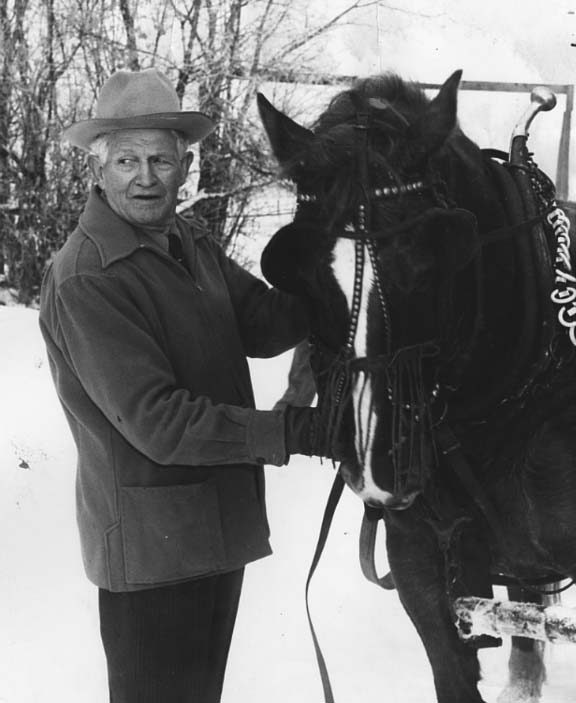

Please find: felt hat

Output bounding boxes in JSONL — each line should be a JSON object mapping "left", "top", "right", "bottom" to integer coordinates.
{"left": 62, "top": 68, "right": 216, "bottom": 151}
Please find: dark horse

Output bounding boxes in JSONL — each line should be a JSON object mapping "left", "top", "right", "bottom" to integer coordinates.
{"left": 258, "top": 71, "right": 576, "bottom": 702}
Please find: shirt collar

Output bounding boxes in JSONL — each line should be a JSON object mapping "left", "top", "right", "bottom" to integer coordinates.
{"left": 78, "top": 187, "right": 204, "bottom": 269}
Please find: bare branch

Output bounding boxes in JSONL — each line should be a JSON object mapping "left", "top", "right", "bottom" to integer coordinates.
{"left": 274, "top": 1, "right": 374, "bottom": 61}
{"left": 119, "top": 0, "right": 140, "bottom": 70}
{"left": 175, "top": 2, "right": 203, "bottom": 100}
{"left": 152, "top": 1, "right": 170, "bottom": 60}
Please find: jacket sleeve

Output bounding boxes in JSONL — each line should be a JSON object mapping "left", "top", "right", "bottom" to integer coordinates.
{"left": 214, "top": 243, "right": 310, "bottom": 358}
{"left": 50, "top": 271, "right": 288, "bottom": 467}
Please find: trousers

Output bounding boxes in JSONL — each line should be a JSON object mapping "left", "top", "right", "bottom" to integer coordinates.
{"left": 99, "top": 568, "right": 244, "bottom": 703}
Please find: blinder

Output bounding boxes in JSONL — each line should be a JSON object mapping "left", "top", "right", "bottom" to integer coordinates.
{"left": 261, "top": 221, "right": 325, "bottom": 294}
{"left": 261, "top": 205, "right": 479, "bottom": 295}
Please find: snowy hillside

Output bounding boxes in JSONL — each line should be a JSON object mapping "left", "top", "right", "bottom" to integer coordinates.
{"left": 2, "top": 305, "right": 576, "bottom": 703}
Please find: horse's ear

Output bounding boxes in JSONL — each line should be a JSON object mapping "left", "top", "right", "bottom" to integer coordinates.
{"left": 257, "top": 93, "right": 314, "bottom": 167}
{"left": 412, "top": 70, "right": 462, "bottom": 153}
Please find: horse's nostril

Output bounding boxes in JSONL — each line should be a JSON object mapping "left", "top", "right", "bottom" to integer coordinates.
{"left": 386, "top": 491, "right": 419, "bottom": 511}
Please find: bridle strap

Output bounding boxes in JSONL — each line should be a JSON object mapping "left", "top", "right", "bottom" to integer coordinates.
{"left": 435, "top": 424, "right": 510, "bottom": 545}
{"left": 352, "top": 108, "right": 393, "bottom": 352}
{"left": 296, "top": 179, "right": 429, "bottom": 205}
{"left": 339, "top": 203, "right": 458, "bottom": 241}
{"left": 481, "top": 213, "right": 546, "bottom": 246}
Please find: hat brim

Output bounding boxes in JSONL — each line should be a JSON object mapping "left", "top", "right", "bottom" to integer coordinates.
{"left": 62, "top": 112, "right": 216, "bottom": 151}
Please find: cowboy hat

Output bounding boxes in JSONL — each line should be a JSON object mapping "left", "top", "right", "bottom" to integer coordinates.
{"left": 62, "top": 68, "right": 216, "bottom": 151}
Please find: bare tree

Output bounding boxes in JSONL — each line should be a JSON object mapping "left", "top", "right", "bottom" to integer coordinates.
{"left": 0, "top": 0, "right": 375, "bottom": 302}
{"left": 119, "top": 0, "right": 140, "bottom": 70}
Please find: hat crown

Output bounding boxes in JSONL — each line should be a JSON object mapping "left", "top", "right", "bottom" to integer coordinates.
{"left": 61, "top": 68, "right": 215, "bottom": 151}
{"left": 95, "top": 69, "right": 181, "bottom": 119}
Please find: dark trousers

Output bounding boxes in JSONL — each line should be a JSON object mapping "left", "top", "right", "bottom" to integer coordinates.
{"left": 99, "top": 568, "right": 244, "bottom": 703}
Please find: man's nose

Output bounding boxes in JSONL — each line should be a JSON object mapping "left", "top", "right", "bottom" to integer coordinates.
{"left": 136, "top": 162, "right": 157, "bottom": 186}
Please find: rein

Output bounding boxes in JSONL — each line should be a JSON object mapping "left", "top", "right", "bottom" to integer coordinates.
{"left": 304, "top": 472, "right": 345, "bottom": 703}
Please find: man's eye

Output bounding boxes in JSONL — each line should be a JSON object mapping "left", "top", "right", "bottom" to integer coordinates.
{"left": 117, "top": 158, "right": 135, "bottom": 166}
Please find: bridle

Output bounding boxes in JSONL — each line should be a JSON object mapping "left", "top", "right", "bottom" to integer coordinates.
{"left": 297, "top": 109, "right": 460, "bottom": 488}
{"left": 300, "top": 111, "right": 468, "bottom": 703}
{"left": 297, "top": 176, "right": 435, "bottom": 370}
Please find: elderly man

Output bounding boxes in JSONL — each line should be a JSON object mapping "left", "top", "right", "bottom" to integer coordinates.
{"left": 39, "top": 69, "right": 330, "bottom": 703}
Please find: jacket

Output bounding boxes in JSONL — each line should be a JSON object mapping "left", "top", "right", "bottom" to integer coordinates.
{"left": 39, "top": 188, "right": 308, "bottom": 591}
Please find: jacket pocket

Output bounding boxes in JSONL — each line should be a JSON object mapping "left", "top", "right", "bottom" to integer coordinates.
{"left": 119, "top": 482, "right": 226, "bottom": 585}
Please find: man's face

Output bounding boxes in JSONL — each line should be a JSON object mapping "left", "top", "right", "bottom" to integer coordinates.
{"left": 89, "top": 129, "right": 193, "bottom": 230}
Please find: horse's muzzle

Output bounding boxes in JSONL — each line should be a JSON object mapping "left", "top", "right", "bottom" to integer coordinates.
{"left": 340, "top": 461, "right": 420, "bottom": 510}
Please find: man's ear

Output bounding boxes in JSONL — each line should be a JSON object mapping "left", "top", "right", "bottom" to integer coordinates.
{"left": 87, "top": 154, "right": 104, "bottom": 187}
{"left": 180, "top": 151, "right": 194, "bottom": 183}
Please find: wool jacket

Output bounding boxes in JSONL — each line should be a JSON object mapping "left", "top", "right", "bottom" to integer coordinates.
{"left": 39, "top": 188, "right": 308, "bottom": 592}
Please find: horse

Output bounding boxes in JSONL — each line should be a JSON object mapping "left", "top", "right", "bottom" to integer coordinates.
{"left": 257, "top": 71, "right": 576, "bottom": 703}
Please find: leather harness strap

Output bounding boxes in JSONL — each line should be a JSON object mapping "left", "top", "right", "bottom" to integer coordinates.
{"left": 434, "top": 423, "right": 513, "bottom": 554}
{"left": 359, "top": 513, "right": 395, "bottom": 589}
{"left": 305, "top": 471, "right": 345, "bottom": 703}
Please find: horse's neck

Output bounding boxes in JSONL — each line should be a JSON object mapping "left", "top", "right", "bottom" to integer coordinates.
{"left": 442, "top": 135, "right": 508, "bottom": 230}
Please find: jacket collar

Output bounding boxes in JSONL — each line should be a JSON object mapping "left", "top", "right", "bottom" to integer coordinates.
{"left": 78, "top": 187, "right": 205, "bottom": 269}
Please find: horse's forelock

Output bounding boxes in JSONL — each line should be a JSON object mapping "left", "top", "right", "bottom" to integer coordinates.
{"left": 313, "top": 74, "right": 429, "bottom": 136}
{"left": 301, "top": 75, "right": 431, "bottom": 185}
{"left": 291, "top": 74, "right": 465, "bottom": 229}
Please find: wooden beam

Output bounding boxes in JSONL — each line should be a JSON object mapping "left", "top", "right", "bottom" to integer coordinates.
{"left": 249, "top": 68, "right": 574, "bottom": 96}
{"left": 454, "top": 596, "right": 576, "bottom": 644}
{"left": 556, "top": 84, "right": 573, "bottom": 201}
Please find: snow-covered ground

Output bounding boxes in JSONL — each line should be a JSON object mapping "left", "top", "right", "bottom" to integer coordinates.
{"left": 2, "top": 304, "right": 576, "bottom": 703}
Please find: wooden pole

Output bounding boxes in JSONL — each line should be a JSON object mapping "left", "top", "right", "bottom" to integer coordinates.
{"left": 454, "top": 596, "right": 576, "bottom": 644}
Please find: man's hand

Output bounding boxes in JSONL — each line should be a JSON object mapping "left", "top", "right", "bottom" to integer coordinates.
{"left": 283, "top": 405, "right": 343, "bottom": 461}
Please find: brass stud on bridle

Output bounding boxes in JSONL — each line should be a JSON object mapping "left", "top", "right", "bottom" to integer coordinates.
{"left": 296, "top": 179, "right": 428, "bottom": 205}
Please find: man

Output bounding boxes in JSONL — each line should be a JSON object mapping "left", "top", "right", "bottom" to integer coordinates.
{"left": 273, "top": 340, "right": 316, "bottom": 411}
{"left": 39, "top": 68, "right": 330, "bottom": 703}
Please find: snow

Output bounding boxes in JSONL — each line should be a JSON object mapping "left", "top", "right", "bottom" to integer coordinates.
{"left": 2, "top": 305, "right": 576, "bottom": 703}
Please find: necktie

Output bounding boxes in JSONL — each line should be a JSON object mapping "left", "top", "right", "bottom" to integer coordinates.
{"left": 167, "top": 232, "right": 189, "bottom": 271}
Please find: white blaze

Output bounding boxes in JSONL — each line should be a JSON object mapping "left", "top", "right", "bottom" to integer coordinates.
{"left": 331, "top": 238, "right": 394, "bottom": 504}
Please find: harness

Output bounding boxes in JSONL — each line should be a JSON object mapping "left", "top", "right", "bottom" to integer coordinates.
{"left": 309, "top": 119, "right": 575, "bottom": 484}
{"left": 347, "top": 145, "right": 576, "bottom": 590}
{"left": 301, "top": 103, "right": 576, "bottom": 702}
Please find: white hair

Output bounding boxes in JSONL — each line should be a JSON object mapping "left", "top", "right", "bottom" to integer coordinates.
{"left": 89, "top": 129, "right": 189, "bottom": 163}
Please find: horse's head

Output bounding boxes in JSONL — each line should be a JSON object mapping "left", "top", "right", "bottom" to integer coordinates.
{"left": 259, "top": 71, "right": 481, "bottom": 509}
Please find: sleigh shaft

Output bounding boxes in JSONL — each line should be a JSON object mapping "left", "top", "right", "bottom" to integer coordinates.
{"left": 455, "top": 596, "right": 576, "bottom": 644}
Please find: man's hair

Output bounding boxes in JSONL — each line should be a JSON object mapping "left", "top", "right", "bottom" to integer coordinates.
{"left": 89, "top": 130, "right": 189, "bottom": 162}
